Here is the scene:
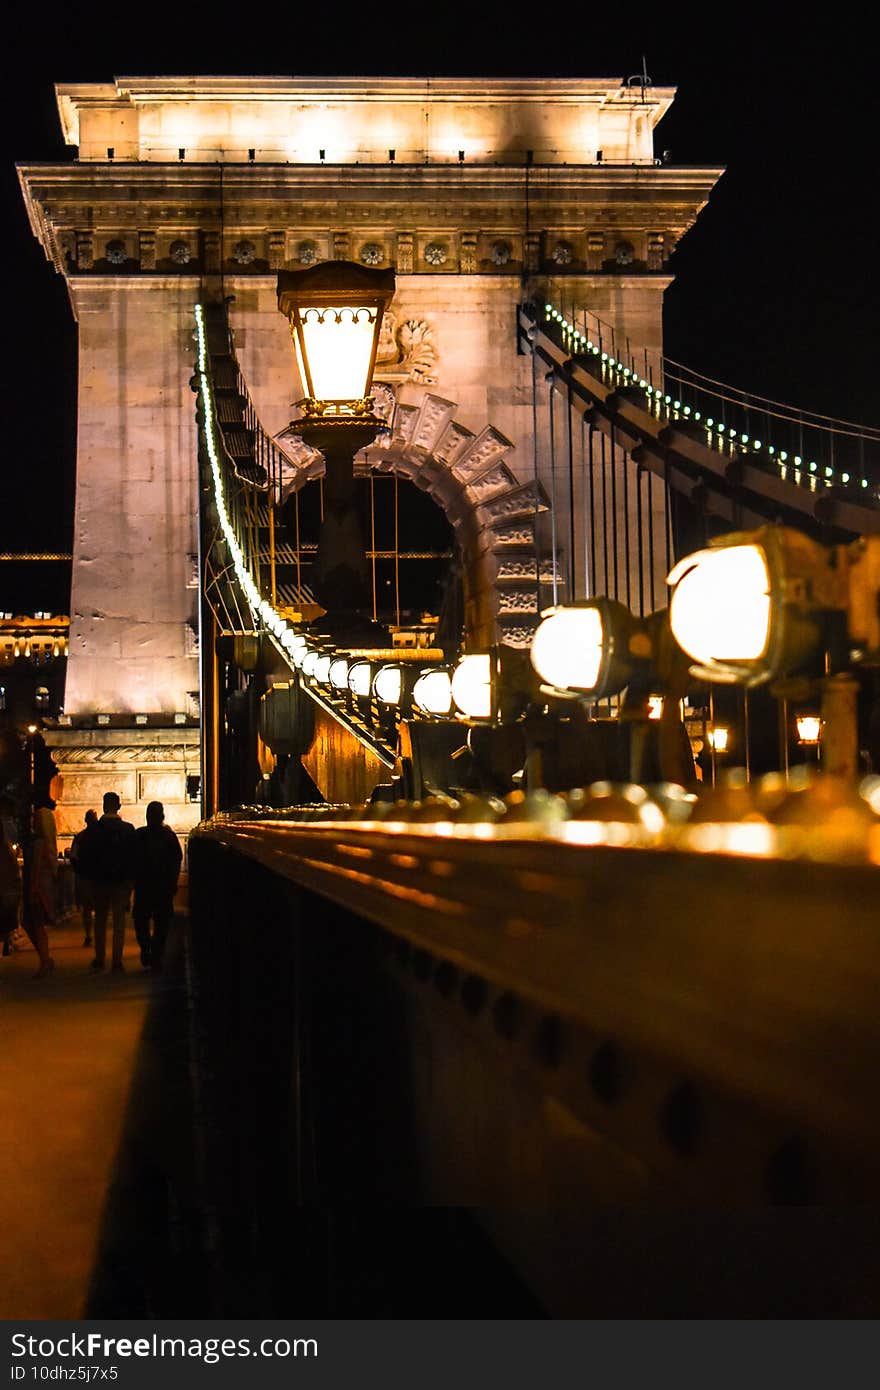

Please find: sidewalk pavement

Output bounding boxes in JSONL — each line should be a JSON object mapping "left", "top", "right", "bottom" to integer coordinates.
{"left": 1, "top": 915, "right": 155, "bottom": 1318}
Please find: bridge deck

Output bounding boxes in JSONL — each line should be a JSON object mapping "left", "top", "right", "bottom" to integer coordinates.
{"left": 0, "top": 914, "right": 210, "bottom": 1319}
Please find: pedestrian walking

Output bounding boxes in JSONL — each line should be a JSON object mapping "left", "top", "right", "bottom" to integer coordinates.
{"left": 0, "top": 808, "right": 21, "bottom": 965}
{"left": 77, "top": 791, "right": 137, "bottom": 973}
{"left": 69, "top": 809, "right": 98, "bottom": 947}
{"left": 23, "top": 793, "right": 57, "bottom": 978}
{"left": 133, "top": 801, "right": 182, "bottom": 971}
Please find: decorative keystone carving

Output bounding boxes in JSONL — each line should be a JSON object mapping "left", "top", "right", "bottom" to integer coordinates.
{"left": 232, "top": 239, "right": 256, "bottom": 265}
{"left": 498, "top": 620, "right": 538, "bottom": 649}
{"left": 360, "top": 242, "right": 383, "bottom": 266}
{"left": 396, "top": 232, "right": 414, "bottom": 274}
{"left": 268, "top": 231, "right": 286, "bottom": 269}
{"left": 497, "top": 589, "right": 539, "bottom": 614}
{"left": 332, "top": 231, "right": 350, "bottom": 260}
{"left": 460, "top": 232, "right": 478, "bottom": 273}
{"left": 614, "top": 239, "right": 635, "bottom": 267}
{"left": 490, "top": 239, "right": 512, "bottom": 266}
{"left": 551, "top": 240, "right": 574, "bottom": 266}
{"left": 105, "top": 239, "right": 127, "bottom": 266}
{"left": 297, "top": 240, "right": 318, "bottom": 265}
{"left": 76, "top": 233, "right": 93, "bottom": 271}
{"left": 586, "top": 232, "right": 605, "bottom": 270}
{"left": 409, "top": 395, "right": 457, "bottom": 455}
{"left": 170, "top": 239, "right": 191, "bottom": 266}
{"left": 451, "top": 426, "right": 513, "bottom": 485}
{"left": 139, "top": 231, "right": 156, "bottom": 271}
{"left": 495, "top": 556, "right": 558, "bottom": 582}
{"left": 492, "top": 522, "right": 535, "bottom": 547}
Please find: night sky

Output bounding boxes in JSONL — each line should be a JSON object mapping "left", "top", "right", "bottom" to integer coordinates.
{"left": 1, "top": 18, "right": 875, "bottom": 611}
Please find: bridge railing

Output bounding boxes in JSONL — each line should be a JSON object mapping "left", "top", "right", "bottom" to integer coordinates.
{"left": 545, "top": 300, "right": 880, "bottom": 502}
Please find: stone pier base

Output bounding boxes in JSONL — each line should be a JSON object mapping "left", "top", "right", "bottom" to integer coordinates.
{"left": 45, "top": 726, "right": 202, "bottom": 851}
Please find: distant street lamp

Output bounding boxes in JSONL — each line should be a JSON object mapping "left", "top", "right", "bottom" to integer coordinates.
{"left": 796, "top": 714, "right": 822, "bottom": 746}
{"left": 278, "top": 261, "right": 395, "bottom": 634}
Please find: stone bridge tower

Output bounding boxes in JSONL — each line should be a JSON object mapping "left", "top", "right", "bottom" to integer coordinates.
{"left": 18, "top": 76, "right": 720, "bottom": 838}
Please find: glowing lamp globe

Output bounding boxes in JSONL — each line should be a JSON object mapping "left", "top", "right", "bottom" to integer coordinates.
{"left": 668, "top": 545, "right": 770, "bottom": 669}
{"left": 329, "top": 657, "right": 350, "bottom": 690}
{"left": 667, "top": 527, "right": 833, "bottom": 685}
{"left": 451, "top": 653, "right": 494, "bottom": 721}
{"left": 413, "top": 668, "right": 454, "bottom": 717}
{"left": 530, "top": 599, "right": 638, "bottom": 697}
{"left": 373, "top": 664, "right": 403, "bottom": 706}
{"left": 347, "top": 661, "right": 373, "bottom": 698}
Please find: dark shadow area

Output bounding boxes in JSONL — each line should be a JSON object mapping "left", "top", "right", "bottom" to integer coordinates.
{"left": 84, "top": 917, "right": 216, "bottom": 1316}
{"left": 185, "top": 838, "right": 544, "bottom": 1316}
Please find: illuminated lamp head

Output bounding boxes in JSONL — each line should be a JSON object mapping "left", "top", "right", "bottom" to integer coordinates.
{"left": 451, "top": 652, "right": 495, "bottom": 721}
{"left": 667, "top": 526, "right": 835, "bottom": 686}
{"left": 373, "top": 663, "right": 403, "bottom": 706}
{"left": 796, "top": 714, "right": 822, "bottom": 745}
{"left": 413, "top": 667, "right": 454, "bottom": 718}
{"left": 277, "top": 261, "right": 395, "bottom": 412}
{"left": 347, "top": 660, "right": 373, "bottom": 699}
{"left": 301, "top": 649, "right": 320, "bottom": 678}
{"left": 328, "top": 657, "right": 350, "bottom": 690}
{"left": 312, "top": 652, "right": 333, "bottom": 683}
{"left": 529, "top": 598, "right": 639, "bottom": 698}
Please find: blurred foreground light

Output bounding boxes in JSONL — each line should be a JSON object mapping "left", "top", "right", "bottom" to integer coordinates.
{"left": 347, "top": 661, "right": 373, "bottom": 698}
{"left": 707, "top": 725, "right": 729, "bottom": 753}
{"left": 413, "top": 668, "right": 453, "bottom": 717}
{"left": 451, "top": 653, "right": 493, "bottom": 720}
{"left": 647, "top": 695, "right": 664, "bottom": 720}
{"left": 530, "top": 598, "right": 639, "bottom": 698}
{"left": 666, "top": 527, "right": 840, "bottom": 685}
{"left": 373, "top": 663, "right": 403, "bottom": 706}
{"left": 668, "top": 545, "right": 770, "bottom": 668}
{"left": 530, "top": 605, "right": 604, "bottom": 692}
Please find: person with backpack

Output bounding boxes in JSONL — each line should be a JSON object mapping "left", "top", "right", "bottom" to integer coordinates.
{"left": 133, "top": 801, "right": 182, "bottom": 972}
{"left": 77, "top": 791, "right": 137, "bottom": 973}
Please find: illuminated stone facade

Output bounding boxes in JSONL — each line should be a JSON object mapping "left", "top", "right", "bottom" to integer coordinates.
{"left": 18, "top": 77, "right": 721, "bottom": 820}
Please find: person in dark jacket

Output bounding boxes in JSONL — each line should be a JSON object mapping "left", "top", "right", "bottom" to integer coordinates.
{"left": 77, "top": 791, "right": 137, "bottom": 973}
{"left": 70, "top": 808, "right": 98, "bottom": 947}
{"left": 133, "top": 801, "right": 182, "bottom": 971}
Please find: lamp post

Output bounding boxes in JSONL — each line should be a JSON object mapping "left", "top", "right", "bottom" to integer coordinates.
{"left": 666, "top": 525, "right": 880, "bottom": 780}
{"left": 277, "top": 262, "right": 395, "bottom": 637}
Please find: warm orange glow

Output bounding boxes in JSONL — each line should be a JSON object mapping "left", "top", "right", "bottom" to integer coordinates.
{"left": 796, "top": 715, "right": 822, "bottom": 745}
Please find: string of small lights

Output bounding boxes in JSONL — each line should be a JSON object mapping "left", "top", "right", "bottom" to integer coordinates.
{"left": 542, "top": 304, "right": 878, "bottom": 500}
